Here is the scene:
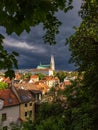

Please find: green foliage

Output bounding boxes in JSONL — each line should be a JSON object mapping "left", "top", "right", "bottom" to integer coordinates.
{"left": 65, "top": 0, "right": 98, "bottom": 129}
{"left": 10, "top": 120, "right": 36, "bottom": 130}
{"left": 36, "top": 73, "right": 46, "bottom": 80}
{"left": 36, "top": 116, "right": 63, "bottom": 130}
{"left": 54, "top": 71, "right": 67, "bottom": 82}
{"left": 37, "top": 102, "right": 64, "bottom": 120}
{"left": 0, "top": 0, "right": 73, "bottom": 45}
{"left": 0, "top": 34, "right": 18, "bottom": 79}
{"left": 21, "top": 119, "right": 36, "bottom": 130}
{"left": 35, "top": 102, "right": 66, "bottom": 130}
{"left": 10, "top": 123, "right": 20, "bottom": 130}
{"left": 0, "top": 82, "right": 8, "bottom": 89}
{"left": 67, "top": 1, "right": 98, "bottom": 71}
{"left": 22, "top": 72, "right": 32, "bottom": 79}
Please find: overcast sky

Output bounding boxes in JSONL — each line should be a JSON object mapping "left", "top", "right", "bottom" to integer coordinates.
{"left": 0, "top": 0, "right": 82, "bottom": 71}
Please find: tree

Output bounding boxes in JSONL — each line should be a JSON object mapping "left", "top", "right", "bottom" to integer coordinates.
{"left": 10, "top": 119, "right": 36, "bottom": 130}
{"left": 0, "top": 34, "right": 19, "bottom": 79}
{"left": 22, "top": 72, "right": 32, "bottom": 79}
{"left": 65, "top": 0, "right": 98, "bottom": 129}
{"left": 35, "top": 102, "right": 66, "bottom": 130}
{"left": 0, "top": 82, "right": 8, "bottom": 89}
{"left": 0, "top": 0, "right": 73, "bottom": 78}
{"left": 54, "top": 71, "right": 67, "bottom": 82}
{"left": 36, "top": 73, "right": 46, "bottom": 80}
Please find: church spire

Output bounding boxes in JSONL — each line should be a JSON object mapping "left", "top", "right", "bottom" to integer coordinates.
{"left": 50, "top": 55, "right": 55, "bottom": 70}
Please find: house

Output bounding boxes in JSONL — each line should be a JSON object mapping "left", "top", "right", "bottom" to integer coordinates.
{"left": 14, "top": 82, "right": 43, "bottom": 99}
{"left": 0, "top": 82, "right": 40, "bottom": 129}
{"left": 14, "top": 80, "right": 49, "bottom": 95}
{"left": 42, "top": 76, "right": 60, "bottom": 88}
{"left": 29, "top": 75, "right": 39, "bottom": 83}
{"left": 11, "top": 86, "right": 35, "bottom": 122}
{"left": 30, "top": 90, "right": 42, "bottom": 102}
{"left": 0, "top": 88, "right": 20, "bottom": 130}
{"left": 13, "top": 83, "right": 39, "bottom": 91}
{"left": 34, "top": 81, "right": 49, "bottom": 94}
{"left": 14, "top": 73, "right": 22, "bottom": 80}
{"left": 13, "top": 83, "right": 43, "bottom": 121}
{"left": 64, "top": 79, "right": 72, "bottom": 86}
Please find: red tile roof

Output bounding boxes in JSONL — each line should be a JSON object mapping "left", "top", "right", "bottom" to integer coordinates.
{"left": 4, "top": 77, "right": 11, "bottom": 84}
{"left": 64, "top": 80, "right": 72, "bottom": 85}
{"left": 0, "top": 88, "right": 19, "bottom": 107}
{"left": 14, "top": 83, "right": 39, "bottom": 90}
{"left": 30, "top": 75, "right": 39, "bottom": 79}
{"left": 14, "top": 82, "right": 49, "bottom": 94}
{"left": 15, "top": 73, "right": 21, "bottom": 80}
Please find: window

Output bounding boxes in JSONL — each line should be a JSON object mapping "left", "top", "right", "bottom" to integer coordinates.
{"left": 39, "top": 94, "right": 42, "bottom": 100}
{"left": 2, "top": 113, "right": 6, "bottom": 121}
{"left": 29, "top": 110, "right": 32, "bottom": 117}
{"left": 25, "top": 103, "right": 27, "bottom": 107}
{"left": 25, "top": 112, "right": 27, "bottom": 117}
{"left": 35, "top": 94, "right": 38, "bottom": 100}
{"left": 30, "top": 102, "right": 32, "bottom": 106}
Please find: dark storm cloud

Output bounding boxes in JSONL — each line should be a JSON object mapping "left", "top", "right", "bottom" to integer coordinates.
{"left": 0, "top": 0, "right": 82, "bottom": 71}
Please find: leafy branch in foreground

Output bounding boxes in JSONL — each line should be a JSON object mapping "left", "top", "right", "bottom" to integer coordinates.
{"left": 0, "top": 34, "right": 19, "bottom": 79}
{"left": 0, "top": 0, "right": 73, "bottom": 45}
{"left": 66, "top": 1, "right": 98, "bottom": 129}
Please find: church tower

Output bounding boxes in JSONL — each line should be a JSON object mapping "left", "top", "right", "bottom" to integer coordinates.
{"left": 50, "top": 55, "right": 55, "bottom": 70}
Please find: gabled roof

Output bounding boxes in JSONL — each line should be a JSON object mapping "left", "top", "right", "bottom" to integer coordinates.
{"left": 16, "top": 89, "right": 34, "bottom": 103}
{"left": 0, "top": 88, "right": 19, "bottom": 107}
{"left": 30, "top": 75, "right": 39, "bottom": 79}
{"left": 14, "top": 83, "right": 39, "bottom": 91}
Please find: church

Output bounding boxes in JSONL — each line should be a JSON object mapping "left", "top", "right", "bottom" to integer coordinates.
{"left": 32, "top": 55, "right": 55, "bottom": 76}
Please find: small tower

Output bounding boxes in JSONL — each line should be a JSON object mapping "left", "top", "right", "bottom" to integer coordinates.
{"left": 50, "top": 55, "right": 55, "bottom": 70}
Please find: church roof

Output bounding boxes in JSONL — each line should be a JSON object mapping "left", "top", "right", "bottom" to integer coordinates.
{"left": 37, "top": 64, "right": 50, "bottom": 69}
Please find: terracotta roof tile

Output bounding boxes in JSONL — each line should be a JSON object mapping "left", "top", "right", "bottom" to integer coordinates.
{"left": 14, "top": 83, "right": 39, "bottom": 91}
{"left": 64, "top": 80, "right": 72, "bottom": 85}
{"left": 0, "top": 88, "right": 19, "bottom": 107}
{"left": 30, "top": 75, "right": 39, "bottom": 79}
